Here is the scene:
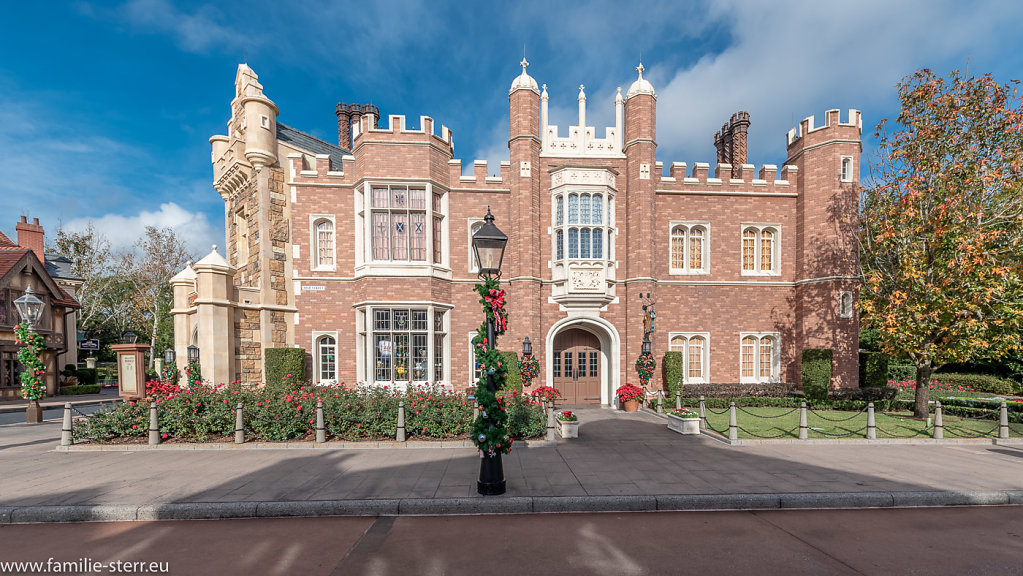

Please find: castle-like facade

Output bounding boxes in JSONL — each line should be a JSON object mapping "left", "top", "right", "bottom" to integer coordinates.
{"left": 171, "top": 62, "right": 861, "bottom": 404}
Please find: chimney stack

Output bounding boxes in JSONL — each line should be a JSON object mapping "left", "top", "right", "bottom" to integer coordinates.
{"left": 336, "top": 102, "right": 380, "bottom": 150}
{"left": 711, "top": 111, "right": 751, "bottom": 178}
{"left": 15, "top": 216, "right": 45, "bottom": 263}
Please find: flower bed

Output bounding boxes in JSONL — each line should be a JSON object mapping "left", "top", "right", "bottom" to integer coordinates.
{"left": 73, "top": 381, "right": 546, "bottom": 444}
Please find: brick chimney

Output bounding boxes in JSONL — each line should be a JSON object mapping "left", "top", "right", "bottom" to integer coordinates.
{"left": 336, "top": 102, "right": 380, "bottom": 150}
{"left": 729, "top": 111, "right": 751, "bottom": 177}
{"left": 15, "top": 216, "right": 44, "bottom": 263}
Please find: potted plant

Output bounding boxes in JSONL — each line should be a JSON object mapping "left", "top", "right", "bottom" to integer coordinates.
{"left": 530, "top": 385, "right": 563, "bottom": 411}
{"left": 556, "top": 410, "right": 579, "bottom": 438}
{"left": 667, "top": 407, "right": 701, "bottom": 435}
{"left": 616, "top": 383, "right": 645, "bottom": 412}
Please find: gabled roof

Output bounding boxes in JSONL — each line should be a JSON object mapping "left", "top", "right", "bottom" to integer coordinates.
{"left": 277, "top": 123, "right": 349, "bottom": 171}
{"left": 0, "top": 231, "right": 15, "bottom": 248}
{"left": 0, "top": 248, "right": 80, "bottom": 308}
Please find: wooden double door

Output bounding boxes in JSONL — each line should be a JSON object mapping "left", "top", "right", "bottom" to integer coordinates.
{"left": 552, "top": 329, "right": 602, "bottom": 404}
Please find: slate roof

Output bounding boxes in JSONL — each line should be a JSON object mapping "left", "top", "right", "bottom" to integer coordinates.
{"left": 46, "top": 257, "right": 83, "bottom": 282}
{"left": 277, "top": 123, "right": 349, "bottom": 171}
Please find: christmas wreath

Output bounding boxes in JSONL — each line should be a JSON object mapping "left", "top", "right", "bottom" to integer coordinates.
{"left": 635, "top": 352, "right": 656, "bottom": 388}
{"left": 518, "top": 354, "right": 540, "bottom": 387}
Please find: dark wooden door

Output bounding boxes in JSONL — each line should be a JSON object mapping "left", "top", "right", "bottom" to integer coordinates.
{"left": 552, "top": 329, "right": 601, "bottom": 404}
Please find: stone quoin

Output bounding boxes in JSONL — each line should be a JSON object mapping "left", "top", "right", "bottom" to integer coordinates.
{"left": 172, "top": 61, "right": 862, "bottom": 404}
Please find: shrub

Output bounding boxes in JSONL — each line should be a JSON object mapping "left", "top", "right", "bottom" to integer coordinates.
{"left": 801, "top": 349, "right": 832, "bottom": 405}
{"left": 76, "top": 368, "right": 98, "bottom": 386}
{"left": 62, "top": 364, "right": 78, "bottom": 377}
{"left": 931, "top": 373, "right": 1017, "bottom": 395}
{"left": 861, "top": 351, "right": 889, "bottom": 388}
{"left": 682, "top": 382, "right": 794, "bottom": 398}
{"left": 264, "top": 348, "right": 306, "bottom": 390}
{"left": 662, "top": 351, "right": 685, "bottom": 400}
{"left": 888, "top": 363, "right": 916, "bottom": 382}
{"left": 60, "top": 384, "right": 101, "bottom": 395}
{"left": 829, "top": 386, "right": 898, "bottom": 410}
{"left": 405, "top": 385, "right": 473, "bottom": 438}
{"left": 503, "top": 391, "right": 546, "bottom": 439}
{"left": 498, "top": 351, "right": 521, "bottom": 393}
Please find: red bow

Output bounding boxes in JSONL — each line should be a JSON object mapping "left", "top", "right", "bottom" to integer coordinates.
{"left": 485, "top": 288, "right": 507, "bottom": 332}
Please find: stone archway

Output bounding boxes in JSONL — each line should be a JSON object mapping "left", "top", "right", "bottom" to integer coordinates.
{"left": 545, "top": 317, "right": 620, "bottom": 406}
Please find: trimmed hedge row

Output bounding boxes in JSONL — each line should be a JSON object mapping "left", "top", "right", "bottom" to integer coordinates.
{"left": 264, "top": 348, "right": 306, "bottom": 389}
{"left": 60, "top": 385, "right": 102, "bottom": 395}
{"left": 662, "top": 351, "right": 685, "bottom": 401}
{"left": 499, "top": 350, "right": 521, "bottom": 393}
{"left": 674, "top": 382, "right": 795, "bottom": 398}
{"left": 76, "top": 368, "right": 98, "bottom": 386}
{"left": 932, "top": 373, "right": 1018, "bottom": 395}
{"left": 801, "top": 349, "right": 832, "bottom": 404}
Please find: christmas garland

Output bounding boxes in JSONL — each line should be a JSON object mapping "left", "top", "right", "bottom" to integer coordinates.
{"left": 518, "top": 354, "right": 540, "bottom": 387}
{"left": 163, "top": 360, "right": 179, "bottom": 386}
{"left": 471, "top": 277, "right": 513, "bottom": 457}
{"left": 635, "top": 352, "right": 656, "bottom": 388}
{"left": 14, "top": 323, "right": 46, "bottom": 400}
{"left": 185, "top": 361, "right": 202, "bottom": 387}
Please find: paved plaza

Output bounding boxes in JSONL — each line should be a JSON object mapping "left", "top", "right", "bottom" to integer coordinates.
{"left": 1, "top": 406, "right": 1021, "bottom": 522}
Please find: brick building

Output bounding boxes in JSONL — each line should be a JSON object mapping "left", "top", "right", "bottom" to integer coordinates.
{"left": 172, "top": 62, "right": 861, "bottom": 404}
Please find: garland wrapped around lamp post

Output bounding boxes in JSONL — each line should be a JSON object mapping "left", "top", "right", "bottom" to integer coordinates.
{"left": 470, "top": 207, "right": 510, "bottom": 496}
{"left": 14, "top": 323, "right": 46, "bottom": 401}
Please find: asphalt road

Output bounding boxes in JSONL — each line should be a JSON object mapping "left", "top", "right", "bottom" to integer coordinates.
{"left": 0, "top": 507, "right": 1020, "bottom": 576}
{"left": 0, "top": 402, "right": 108, "bottom": 426}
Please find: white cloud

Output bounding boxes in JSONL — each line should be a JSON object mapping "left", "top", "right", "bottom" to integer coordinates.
{"left": 119, "top": 0, "right": 252, "bottom": 54}
{"left": 63, "top": 203, "right": 220, "bottom": 257}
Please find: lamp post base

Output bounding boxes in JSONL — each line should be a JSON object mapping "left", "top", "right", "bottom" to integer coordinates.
{"left": 26, "top": 400, "right": 43, "bottom": 424}
{"left": 477, "top": 453, "right": 506, "bottom": 495}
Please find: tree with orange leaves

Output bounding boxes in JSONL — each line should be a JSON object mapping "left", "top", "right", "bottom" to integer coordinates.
{"left": 861, "top": 69, "right": 1023, "bottom": 418}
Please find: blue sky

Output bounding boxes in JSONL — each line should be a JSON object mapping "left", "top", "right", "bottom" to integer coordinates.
{"left": 2, "top": 0, "right": 1021, "bottom": 256}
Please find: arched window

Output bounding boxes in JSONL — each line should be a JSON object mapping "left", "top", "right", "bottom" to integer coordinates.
{"left": 740, "top": 336, "right": 756, "bottom": 379}
{"left": 568, "top": 194, "right": 579, "bottom": 224}
{"left": 317, "top": 335, "right": 336, "bottom": 383}
{"left": 469, "top": 221, "right": 483, "bottom": 272}
{"left": 840, "top": 292, "right": 854, "bottom": 318}
{"left": 671, "top": 228, "right": 686, "bottom": 270}
{"left": 758, "top": 336, "right": 774, "bottom": 381}
{"left": 556, "top": 196, "right": 564, "bottom": 226}
{"left": 742, "top": 229, "right": 757, "bottom": 271}
{"left": 740, "top": 333, "right": 779, "bottom": 382}
{"left": 688, "top": 336, "right": 704, "bottom": 380}
{"left": 670, "top": 224, "right": 708, "bottom": 274}
{"left": 591, "top": 195, "right": 602, "bottom": 224}
{"left": 689, "top": 227, "right": 705, "bottom": 270}
{"left": 741, "top": 225, "right": 780, "bottom": 275}
{"left": 552, "top": 191, "right": 609, "bottom": 262}
{"left": 760, "top": 229, "right": 774, "bottom": 272}
{"left": 667, "top": 334, "right": 708, "bottom": 383}
{"left": 314, "top": 219, "right": 335, "bottom": 268}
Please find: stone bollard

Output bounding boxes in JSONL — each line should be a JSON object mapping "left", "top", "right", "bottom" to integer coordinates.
{"left": 933, "top": 402, "right": 943, "bottom": 439}
{"left": 396, "top": 401, "right": 406, "bottom": 442}
{"left": 799, "top": 402, "right": 808, "bottom": 440}
{"left": 61, "top": 403, "right": 73, "bottom": 447}
{"left": 699, "top": 396, "right": 706, "bottom": 431}
{"left": 866, "top": 402, "right": 876, "bottom": 440}
{"left": 676, "top": 391, "right": 682, "bottom": 410}
{"left": 317, "top": 399, "right": 326, "bottom": 443}
{"left": 656, "top": 393, "right": 663, "bottom": 414}
{"left": 473, "top": 404, "right": 480, "bottom": 422}
{"left": 546, "top": 406, "right": 556, "bottom": 442}
{"left": 149, "top": 403, "right": 160, "bottom": 446}
{"left": 728, "top": 402, "right": 738, "bottom": 442}
{"left": 235, "top": 403, "right": 245, "bottom": 444}
{"left": 1000, "top": 402, "right": 1009, "bottom": 440}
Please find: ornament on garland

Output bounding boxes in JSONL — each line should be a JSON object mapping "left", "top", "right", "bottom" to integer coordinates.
{"left": 518, "top": 354, "right": 540, "bottom": 388}
{"left": 471, "top": 276, "right": 513, "bottom": 456}
{"left": 14, "top": 323, "right": 46, "bottom": 401}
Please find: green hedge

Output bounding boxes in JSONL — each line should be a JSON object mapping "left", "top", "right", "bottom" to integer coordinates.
{"left": 801, "top": 349, "right": 833, "bottom": 405}
{"left": 498, "top": 351, "right": 521, "bottom": 393}
{"left": 662, "top": 351, "right": 685, "bottom": 400}
{"left": 264, "top": 348, "right": 306, "bottom": 390}
{"left": 861, "top": 351, "right": 889, "bottom": 388}
{"left": 931, "top": 373, "right": 1017, "bottom": 395}
{"left": 76, "top": 368, "right": 98, "bottom": 386}
{"left": 60, "top": 384, "right": 101, "bottom": 395}
{"left": 888, "top": 363, "right": 916, "bottom": 382}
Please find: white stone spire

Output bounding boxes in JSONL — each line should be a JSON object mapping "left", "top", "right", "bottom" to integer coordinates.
{"left": 578, "top": 84, "right": 586, "bottom": 128}
{"left": 541, "top": 83, "right": 549, "bottom": 132}
{"left": 626, "top": 62, "right": 656, "bottom": 99}
{"left": 509, "top": 58, "right": 539, "bottom": 94}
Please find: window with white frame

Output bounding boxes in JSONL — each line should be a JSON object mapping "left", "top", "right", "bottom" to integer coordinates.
{"left": 370, "top": 185, "right": 429, "bottom": 262}
{"left": 840, "top": 156, "right": 853, "bottom": 182}
{"left": 316, "top": 335, "right": 337, "bottom": 383}
{"left": 839, "top": 291, "right": 854, "bottom": 319}
{"left": 469, "top": 333, "right": 484, "bottom": 385}
{"left": 741, "top": 225, "right": 780, "bottom": 275}
{"left": 740, "top": 333, "right": 779, "bottom": 383}
{"left": 357, "top": 306, "right": 447, "bottom": 386}
{"left": 668, "top": 333, "right": 709, "bottom": 383}
{"left": 312, "top": 217, "right": 335, "bottom": 270}
{"left": 552, "top": 191, "right": 607, "bottom": 260}
{"left": 669, "top": 223, "right": 709, "bottom": 274}
{"left": 468, "top": 219, "right": 484, "bottom": 273}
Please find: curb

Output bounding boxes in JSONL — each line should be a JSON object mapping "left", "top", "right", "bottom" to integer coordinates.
{"left": 0, "top": 398, "right": 121, "bottom": 415}
{"left": 2, "top": 490, "right": 1021, "bottom": 524}
{"left": 55, "top": 438, "right": 556, "bottom": 451}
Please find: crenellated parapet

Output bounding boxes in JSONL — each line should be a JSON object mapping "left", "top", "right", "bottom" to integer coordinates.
{"left": 786, "top": 109, "right": 862, "bottom": 149}
{"left": 352, "top": 113, "right": 454, "bottom": 154}
{"left": 447, "top": 159, "right": 510, "bottom": 189}
{"left": 655, "top": 161, "right": 797, "bottom": 195}
{"left": 286, "top": 152, "right": 354, "bottom": 180}
{"left": 541, "top": 84, "right": 625, "bottom": 158}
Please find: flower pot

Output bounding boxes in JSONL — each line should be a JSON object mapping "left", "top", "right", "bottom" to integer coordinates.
{"left": 667, "top": 413, "right": 701, "bottom": 435}
{"left": 622, "top": 399, "right": 640, "bottom": 412}
{"left": 26, "top": 399, "right": 43, "bottom": 424}
{"left": 558, "top": 419, "right": 579, "bottom": 438}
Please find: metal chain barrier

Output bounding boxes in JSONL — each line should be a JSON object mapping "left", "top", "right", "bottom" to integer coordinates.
{"left": 806, "top": 406, "right": 867, "bottom": 422}
{"left": 735, "top": 425, "right": 800, "bottom": 439}
{"left": 736, "top": 406, "right": 799, "bottom": 419}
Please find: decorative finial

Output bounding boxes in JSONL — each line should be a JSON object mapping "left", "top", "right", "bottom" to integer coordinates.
{"left": 484, "top": 206, "right": 494, "bottom": 223}
{"left": 212, "top": 244, "right": 218, "bottom": 253}
{"left": 578, "top": 84, "right": 586, "bottom": 100}
{"left": 520, "top": 58, "right": 529, "bottom": 73}
{"left": 636, "top": 62, "right": 645, "bottom": 79}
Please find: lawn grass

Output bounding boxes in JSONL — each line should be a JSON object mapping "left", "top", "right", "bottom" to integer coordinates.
{"left": 700, "top": 406, "right": 1023, "bottom": 440}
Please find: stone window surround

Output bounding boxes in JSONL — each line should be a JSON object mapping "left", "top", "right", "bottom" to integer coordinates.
{"left": 739, "top": 223, "right": 781, "bottom": 277}
{"left": 839, "top": 291, "right": 854, "bottom": 319}
{"left": 840, "top": 156, "right": 854, "bottom": 183}
{"left": 309, "top": 214, "right": 336, "bottom": 272}
{"left": 312, "top": 330, "right": 338, "bottom": 384}
{"left": 551, "top": 190, "right": 610, "bottom": 262}
{"left": 668, "top": 221, "right": 711, "bottom": 275}
{"left": 468, "top": 332, "right": 484, "bottom": 386}
{"left": 354, "top": 181, "right": 451, "bottom": 278}
{"left": 354, "top": 302, "right": 451, "bottom": 389}
{"left": 467, "top": 218, "right": 484, "bottom": 274}
{"left": 667, "top": 331, "right": 710, "bottom": 384}
{"left": 739, "top": 331, "right": 781, "bottom": 384}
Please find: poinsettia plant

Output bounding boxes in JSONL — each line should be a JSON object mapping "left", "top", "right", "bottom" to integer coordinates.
{"left": 670, "top": 407, "right": 698, "bottom": 418}
{"left": 556, "top": 410, "right": 577, "bottom": 422}
{"left": 531, "top": 385, "right": 563, "bottom": 403}
{"left": 615, "top": 383, "right": 645, "bottom": 403}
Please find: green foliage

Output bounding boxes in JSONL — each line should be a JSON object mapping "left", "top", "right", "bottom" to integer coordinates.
{"left": 404, "top": 385, "right": 473, "bottom": 438}
{"left": 502, "top": 391, "right": 546, "bottom": 439}
{"left": 470, "top": 277, "right": 513, "bottom": 456}
{"left": 860, "top": 351, "right": 889, "bottom": 388}
{"left": 264, "top": 348, "right": 306, "bottom": 390}
{"left": 60, "top": 385, "right": 101, "bottom": 395}
{"left": 14, "top": 324, "right": 46, "bottom": 400}
{"left": 62, "top": 364, "right": 78, "bottom": 377}
{"left": 859, "top": 328, "right": 881, "bottom": 352}
{"left": 76, "top": 368, "right": 98, "bottom": 386}
{"left": 662, "top": 351, "right": 685, "bottom": 400}
{"left": 888, "top": 363, "right": 916, "bottom": 382}
{"left": 932, "top": 373, "right": 1017, "bottom": 395}
{"left": 801, "top": 349, "right": 833, "bottom": 406}
{"left": 498, "top": 351, "right": 521, "bottom": 393}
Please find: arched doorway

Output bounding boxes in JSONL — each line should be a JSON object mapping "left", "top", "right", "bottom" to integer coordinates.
{"left": 553, "top": 328, "right": 602, "bottom": 404}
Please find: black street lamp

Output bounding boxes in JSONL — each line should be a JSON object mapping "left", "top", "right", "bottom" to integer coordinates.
{"left": 187, "top": 345, "right": 200, "bottom": 364}
{"left": 471, "top": 207, "right": 508, "bottom": 496}
{"left": 14, "top": 284, "right": 44, "bottom": 331}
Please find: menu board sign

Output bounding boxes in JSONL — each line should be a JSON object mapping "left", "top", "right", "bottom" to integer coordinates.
{"left": 120, "top": 354, "right": 138, "bottom": 394}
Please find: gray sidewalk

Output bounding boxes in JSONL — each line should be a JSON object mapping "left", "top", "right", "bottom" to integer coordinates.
{"left": 1, "top": 407, "right": 1021, "bottom": 523}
